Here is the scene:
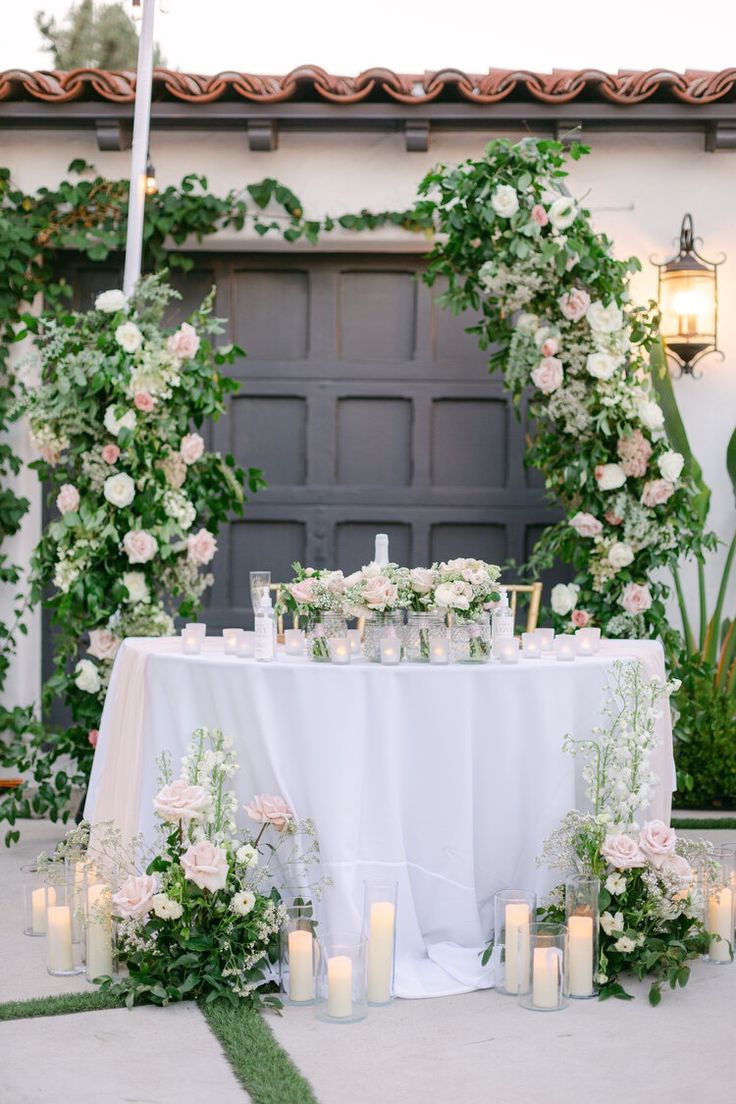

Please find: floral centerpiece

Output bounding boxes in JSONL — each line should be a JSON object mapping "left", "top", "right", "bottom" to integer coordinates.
{"left": 280, "top": 563, "right": 346, "bottom": 660}
{"left": 433, "top": 558, "right": 501, "bottom": 661}
{"left": 344, "top": 562, "right": 411, "bottom": 661}
{"left": 55, "top": 727, "right": 321, "bottom": 1008}
{"left": 536, "top": 662, "right": 715, "bottom": 1004}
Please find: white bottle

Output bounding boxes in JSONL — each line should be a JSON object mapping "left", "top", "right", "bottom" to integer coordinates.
{"left": 255, "top": 595, "right": 276, "bottom": 662}
{"left": 492, "top": 588, "right": 514, "bottom": 659}
{"left": 374, "top": 532, "right": 389, "bottom": 566}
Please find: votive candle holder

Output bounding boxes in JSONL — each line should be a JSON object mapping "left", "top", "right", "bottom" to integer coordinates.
{"left": 554, "top": 636, "right": 576, "bottom": 662}
{"left": 380, "top": 634, "right": 401, "bottom": 665}
{"left": 284, "top": 628, "right": 305, "bottom": 656}
{"left": 575, "top": 627, "right": 601, "bottom": 655}
{"left": 182, "top": 622, "right": 205, "bottom": 655}
{"left": 223, "top": 627, "right": 244, "bottom": 655}
{"left": 498, "top": 639, "right": 519, "bottom": 665}
{"left": 493, "top": 889, "right": 536, "bottom": 996}
{"left": 533, "top": 628, "right": 555, "bottom": 654}
{"left": 519, "top": 922, "right": 568, "bottom": 1012}
{"left": 521, "top": 633, "right": 541, "bottom": 659}
{"left": 329, "top": 638, "right": 351, "bottom": 665}
{"left": 347, "top": 629, "right": 362, "bottom": 656}
{"left": 237, "top": 631, "right": 256, "bottom": 658}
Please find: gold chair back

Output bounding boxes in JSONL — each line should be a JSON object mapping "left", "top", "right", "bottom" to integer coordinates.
{"left": 504, "top": 582, "right": 543, "bottom": 633}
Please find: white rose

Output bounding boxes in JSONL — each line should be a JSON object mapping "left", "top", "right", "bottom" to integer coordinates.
{"left": 87, "top": 628, "right": 121, "bottom": 661}
{"left": 103, "top": 472, "right": 135, "bottom": 509}
{"left": 434, "top": 580, "right": 472, "bottom": 611}
{"left": 637, "top": 399, "right": 665, "bottom": 431}
{"left": 595, "top": 463, "right": 627, "bottom": 491}
{"left": 614, "top": 936, "right": 637, "bottom": 954}
{"left": 587, "top": 300, "right": 624, "bottom": 334}
{"left": 608, "top": 542, "right": 634, "bottom": 569}
{"left": 550, "top": 582, "right": 579, "bottom": 616}
{"left": 409, "top": 567, "right": 435, "bottom": 595}
{"left": 122, "top": 570, "right": 149, "bottom": 604}
{"left": 74, "top": 658, "right": 100, "bottom": 694}
{"left": 515, "top": 312, "right": 538, "bottom": 335}
{"left": 586, "top": 352, "right": 621, "bottom": 380}
{"left": 548, "top": 196, "right": 577, "bottom": 230}
{"left": 95, "top": 289, "right": 127, "bottom": 313}
{"left": 491, "top": 185, "right": 519, "bottom": 218}
{"left": 104, "top": 406, "right": 136, "bottom": 437}
{"left": 115, "top": 321, "right": 143, "bottom": 354}
{"left": 180, "top": 432, "right": 205, "bottom": 465}
{"left": 658, "top": 451, "right": 684, "bottom": 482}
{"left": 123, "top": 529, "right": 158, "bottom": 564}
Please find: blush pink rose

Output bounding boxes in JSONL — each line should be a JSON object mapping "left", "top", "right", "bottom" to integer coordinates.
{"left": 123, "top": 529, "right": 158, "bottom": 564}
{"left": 186, "top": 528, "right": 217, "bottom": 566}
{"left": 244, "top": 793, "right": 294, "bottom": 832}
{"left": 569, "top": 512, "right": 603, "bottom": 538}
{"left": 661, "top": 853, "right": 694, "bottom": 893}
{"left": 531, "top": 356, "right": 563, "bottom": 394}
{"left": 530, "top": 204, "right": 549, "bottom": 226}
{"left": 558, "top": 287, "right": 591, "bottom": 322}
{"left": 604, "top": 510, "right": 623, "bottom": 526}
{"left": 180, "top": 840, "right": 228, "bottom": 892}
{"left": 289, "top": 578, "right": 317, "bottom": 605}
{"left": 541, "top": 337, "right": 560, "bottom": 357}
{"left": 133, "top": 392, "right": 155, "bottom": 413}
{"left": 571, "top": 609, "right": 591, "bottom": 628}
{"left": 641, "top": 479, "right": 675, "bottom": 508}
{"left": 88, "top": 728, "right": 99, "bottom": 748}
{"left": 87, "top": 628, "right": 121, "bottom": 661}
{"left": 620, "top": 582, "right": 652, "bottom": 615}
{"left": 617, "top": 429, "right": 652, "bottom": 478}
{"left": 410, "top": 567, "right": 435, "bottom": 594}
{"left": 167, "top": 322, "right": 200, "bottom": 360}
{"left": 56, "top": 483, "right": 80, "bottom": 515}
{"left": 112, "top": 874, "right": 157, "bottom": 919}
{"left": 154, "top": 778, "right": 209, "bottom": 823}
{"left": 180, "top": 432, "right": 205, "bottom": 465}
{"left": 601, "top": 833, "right": 647, "bottom": 870}
{"left": 361, "top": 575, "right": 399, "bottom": 610}
{"left": 101, "top": 444, "right": 120, "bottom": 465}
{"left": 38, "top": 443, "right": 62, "bottom": 465}
{"left": 638, "top": 820, "right": 677, "bottom": 868}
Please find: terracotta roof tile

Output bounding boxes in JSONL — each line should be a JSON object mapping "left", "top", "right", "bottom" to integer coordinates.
{"left": 1, "top": 66, "right": 736, "bottom": 107}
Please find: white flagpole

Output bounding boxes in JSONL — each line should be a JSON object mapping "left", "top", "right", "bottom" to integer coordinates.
{"left": 123, "top": 0, "right": 156, "bottom": 297}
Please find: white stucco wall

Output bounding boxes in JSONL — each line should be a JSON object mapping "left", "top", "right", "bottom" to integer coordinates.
{"left": 2, "top": 123, "right": 734, "bottom": 708}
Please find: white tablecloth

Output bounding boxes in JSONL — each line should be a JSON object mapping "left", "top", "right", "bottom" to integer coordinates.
{"left": 85, "top": 637, "right": 674, "bottom": 998}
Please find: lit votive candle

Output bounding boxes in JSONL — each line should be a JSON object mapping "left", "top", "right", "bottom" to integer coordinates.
{"left": 47, "top": 905, "right": 75, "bottom": 975}
{"left": 327, "top": 954, "right": 353, "bottom": 1018}
{"left": 575, "top": 627, "right": 601, "bottom": 654}
{"left": 223, "top": 628, "right": 243, "bottom": 655}
{"left": 348, "top": 629, "right": 362, "bottom": 656}
{"left": 554, "top": 636, "right": 576, "bottom": 662}
{"left": 534, "top": 628, "right": 555, "bottom": 654}
{"left": 329, "top": 638, "right": 351, "bottom": 665}
{"left": 521, "top": 632, "right": 541, "bottom": 659}
{"left": 237, "top": 631, "right": 256, "bottom": 658}
{"left": 367, "top": 901, "right": 395, "bottom": 1004}
{"left": 288, "top": 929, "right": 314, "bottom": 1002}
{"left": 532, "top": 946, "right": 562, "bottom": 1009}
{"left": 498, "top": 639, "right": 519, "bottom": 665}
{"left": 708, "top": 886, "right": 734, "bottom": 963}
{"left": 284, "top": 629, "right": 305, "bottom": 656}
{"left": 567, "top": 914, "right": 594, "bottom": 997}
{"left": 182, "top": 623, "right": 205, "bottom": 655}
{"left": 380, "top": 637, "right": 401, "bottom": 665}
{"left": 429, "top": 637, "right": 449, "bottom": 665}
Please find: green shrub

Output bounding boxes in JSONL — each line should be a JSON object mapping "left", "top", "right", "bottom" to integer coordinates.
{"left": 673, "top": 659, "right": 736, "bottom": 809}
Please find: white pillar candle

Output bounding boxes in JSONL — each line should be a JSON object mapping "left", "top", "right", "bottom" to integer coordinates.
{"left": 380, "top": 639, "right": 401, "bottom": 665}
{"left": 32, "top": 886, "right": 55, "bottom": 934}
{"left": 47, "top": 905, "right": 74, "bottom": 973}
{"left": 86, "top": 884, "right": 113, "bottom": 981}
{"left": 429, "top": 638, "right": 449, "bottom": 664}
{"left": 329, "top": 639, "right": 351, "bottom": 665}
{"left": 348, "top": 629, "right": 362, "bottom": 655}
{"left": 708, "top": 887, "right": 734, "bottom": 962}
{"left": 238, "top": 631, "right": 256, "bottom": 658}
{"left": 367, "top": 901, "right": 395, "bottom": 1003}
{"left": 223, "top": 628, "right": 242, "bottom": 655}
{"left": 567, "top": 915, "right": 594, "bottom": 996}
{"left": 532, "top": 947, "right": 562, "bottom": 1009}
{"left": 287, "top": 929, "right": 314, "bottom": 1002}
{"left": 327, "top": 954, "right": 353, "bottom": 1018}
{"left": 504, "top": 902, "right": 530, "bottom": 993}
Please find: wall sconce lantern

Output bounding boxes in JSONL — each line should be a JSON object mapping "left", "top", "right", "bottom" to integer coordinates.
{"left": 653, "top": 214, "right": 724, "bottom": 378}
{"left": 144, "top": 156, "right": 158, "bottom": 197}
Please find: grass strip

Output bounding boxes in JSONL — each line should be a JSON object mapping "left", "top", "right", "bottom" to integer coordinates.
{"left": 202, "top": 1002, "right": 319, "bottom": 1104}
{"left": 671, "top": 817, "right": 736, "bottom": 830}
{"left": 0, "top": 990, "right": 124, "bottom": 1021}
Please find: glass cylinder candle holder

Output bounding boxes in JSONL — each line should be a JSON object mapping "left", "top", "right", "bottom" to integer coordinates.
{"left": 707, "top": 850, "right": 735, "bottom": 965}
{"left": 362, "top": 880, "right": 398, "bottom": 1006}
{"left": 46, "top": 883, "right": 84, "bottom": 977}
{"left": 533, "top": 628, "right": 555, "bottom": 654}
{"left": 565, "top": 876, "right": 599, "bottom": 999}
{"left": 315, "top": 932, "right": 368, "bottom": 1023}
{"left": 65, "top": 856, "right": 90, "bottom": 947}
{"left": 223, "top": 627, "right": 243, "bottom": 655}
{"left": 238, "top": 630, "right": 255, "bottom": 658}
{"left": 85, "top": 881, "right": 116, "bottom": 984}
{"left": 497, "top": 638, "right": 519, "bottom": 665}
{"left": 519, "top": 922, "right": 568, "bottom": 1012}
{"left": 521, "top": 632, "right": 541, "bottom": 659}
{"left": 22, "top": 864, "right": 55, "bottom": 937}
{"left": 554, "top": 636, "right": 576, "bottom": 662}
{"left": 280, "top": 903, "right": 319, "bottom": 1005}
{"left": 284, "top": 628, "right": 305, "bottom": 656}
{"left": 329, "top": 638, "right": 351, "bottom": 665}
{"left": 493, "top": 889, "right": 536, "bottom": 996}
{"left": 404, "top": 612, "right": 446, "bottom": 663}
{"left": 182, "top": 622, "right": 205, "bottom": 655}
{"left": 575, "top": 627, "right": 601, "bottom": 655}
{"left": 347, "top": 628, "right": 362, "bottom": 657}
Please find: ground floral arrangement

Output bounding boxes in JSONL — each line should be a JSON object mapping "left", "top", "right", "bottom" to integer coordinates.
{"left": 43, "top": 727, "right": 320, "bottom": 1008}
{"left": 3, "top": 277, "right": 264, "bottom": 839}
{"left": 537, "top": 661, "right": 719, "bottom": 1005}
{"left": 418, "top": 138, "right": 714, "bottom": 643}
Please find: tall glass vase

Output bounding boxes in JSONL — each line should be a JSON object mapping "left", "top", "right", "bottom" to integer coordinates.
{"left": 565, "top": 876, "right": 599, "bottom": 998}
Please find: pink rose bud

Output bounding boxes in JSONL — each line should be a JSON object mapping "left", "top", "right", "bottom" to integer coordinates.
{"left": 531, "top": 204, "right": 549, "bottom": 227}
{"left": 88, "top": 729, "right": 99, "bottom": 748}
{"left": 101, "top": 444, "right": 120, "bottom": 465}
{"left": 134, "top": 392, "right": 155, "bottom": 413}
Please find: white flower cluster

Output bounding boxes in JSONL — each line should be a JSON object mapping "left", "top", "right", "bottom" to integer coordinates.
{"left": 181, "top": 727, "right": 239, "bottom": 842}
{"left": 163, "top": 490, "right": 196, "bottom": 531}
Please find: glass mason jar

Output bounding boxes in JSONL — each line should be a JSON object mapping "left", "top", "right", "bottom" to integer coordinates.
{"left": 307, "top": 612, "right": 348, "bottom": 662}
{"left": 450, "top": 611, "right": 491, "bottom": 663}
{"left": 403, "top": 612, "right": 446, "bottom": 663}
{"left": 363, "top": 611, "right": 405, "bottom": 663}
